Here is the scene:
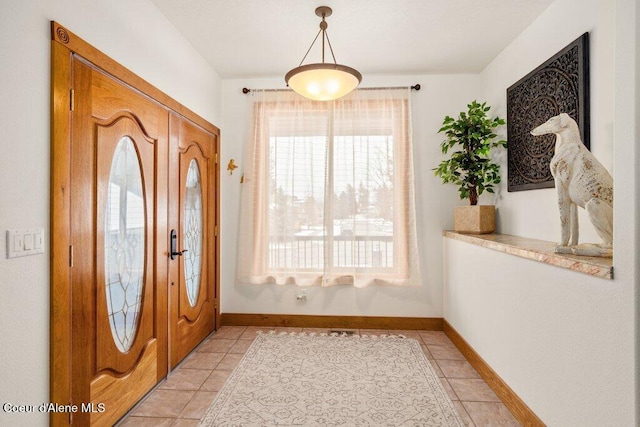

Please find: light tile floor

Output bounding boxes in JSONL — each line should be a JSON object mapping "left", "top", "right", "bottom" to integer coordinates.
{"left": 118, "top": 326, "right": 520, "bottom": 426}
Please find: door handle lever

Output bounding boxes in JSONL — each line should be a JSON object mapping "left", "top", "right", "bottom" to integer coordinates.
{"left": 172, "top": 249, "right": 188, "bottom": 257}
{"left": 169, "top": 229, "right": 188, "bottom": 260}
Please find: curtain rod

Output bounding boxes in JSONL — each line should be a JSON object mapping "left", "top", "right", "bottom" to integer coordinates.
{"left": 241, "top": 84, "right": 420, "bottom": 94}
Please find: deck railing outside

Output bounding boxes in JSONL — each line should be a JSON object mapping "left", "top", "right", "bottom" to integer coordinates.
{"left": 268, "top": 235, "right": 393, "bottom": 270}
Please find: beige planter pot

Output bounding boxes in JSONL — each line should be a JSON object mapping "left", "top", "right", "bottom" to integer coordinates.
{"left": 454, "top": 205, "right": 495, "bottom": 234}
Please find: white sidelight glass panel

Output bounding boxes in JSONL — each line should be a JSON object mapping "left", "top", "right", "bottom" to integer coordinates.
{"left": 105, "top": 137, "right": 145, "bottom": 353}
{"left": 184, "top": 159, "right": 203, "bottom": 307}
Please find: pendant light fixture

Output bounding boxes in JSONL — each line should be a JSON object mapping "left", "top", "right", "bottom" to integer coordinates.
{"left": 285, "top": 6, "right": 362, "bottom": 101}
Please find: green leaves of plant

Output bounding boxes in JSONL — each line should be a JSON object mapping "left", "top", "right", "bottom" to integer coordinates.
{"left": 433, "top": 101, "right": 507, "bottom": 204}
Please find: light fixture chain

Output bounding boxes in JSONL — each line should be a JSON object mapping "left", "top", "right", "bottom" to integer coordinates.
{"left": 298, "top": 28, "right": 323, "bottom": 67}
{"left": 322, "top": 28, "right": 325, "bottom": 63}
{"left": 324, "top": 31, "right": 338, "bottom": 64}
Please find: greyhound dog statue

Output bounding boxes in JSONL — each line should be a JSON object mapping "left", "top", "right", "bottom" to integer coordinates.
{"left": 530, "top": 113, "right": 613, "bottom": 257}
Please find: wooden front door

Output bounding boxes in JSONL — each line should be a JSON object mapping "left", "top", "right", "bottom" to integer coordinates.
{"left": 70, "top": 57, "right": 169, "bottom": 426}
{"left": 169, "top": 113, "right": 218, "bottom": 367}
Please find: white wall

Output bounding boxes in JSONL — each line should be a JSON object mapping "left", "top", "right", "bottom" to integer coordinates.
{"left": 444, "top": 0, "right": 638, "bottom": 424}
{"left": 220, "top": 75, "right": 482, "bottom": 317}
{"left": 0, "top": 1, "right": 221, "bottom": 425}
{"left": 482, "top": 0, "right": 614, "bottom": 243}
{"left": 444, "top": 238, "right": 635, "bottom": 425}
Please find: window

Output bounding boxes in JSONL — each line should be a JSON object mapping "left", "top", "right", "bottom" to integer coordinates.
{"left": 237, "top": 88, "right": 420, "bottom": 287}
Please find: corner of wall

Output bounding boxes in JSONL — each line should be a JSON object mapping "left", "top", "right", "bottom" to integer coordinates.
{"left": 443, "top": 0, "right": 637, "bottom": 424}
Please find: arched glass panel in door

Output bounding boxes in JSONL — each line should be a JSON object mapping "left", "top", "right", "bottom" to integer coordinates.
{"left": 184, "top": 159, "right": 203, "bottom": 307}
{"left": 104, "top": 137, "right": 145, "bottom": 353}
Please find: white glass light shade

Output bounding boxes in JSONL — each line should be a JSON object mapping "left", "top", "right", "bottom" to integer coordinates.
{"left": 285, "top": 63, "right": 362, "bottom": 101}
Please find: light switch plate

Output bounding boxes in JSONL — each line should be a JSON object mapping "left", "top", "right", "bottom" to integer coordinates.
{"left": 13, "top": 233, "right": 23, "bottom": 253}
{"left": 34, "top": 232, "right": 43, "bottom": 250}
{"left": 6, "top": 228, "right": 45, "bottom": 259}
{"left": 24, "top": 233, "right": 33, "bottom": 250}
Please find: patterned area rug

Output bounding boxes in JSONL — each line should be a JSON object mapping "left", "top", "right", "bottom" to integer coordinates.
{"left": 200, "top": 332, "right": 463, "bottom": 426}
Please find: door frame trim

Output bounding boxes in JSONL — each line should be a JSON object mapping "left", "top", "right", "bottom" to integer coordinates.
{"left": 51, "top": 22, "right": 220, "bottom": 134}
{"left": 50, "top": 21, "right": 220, "bottom": 426}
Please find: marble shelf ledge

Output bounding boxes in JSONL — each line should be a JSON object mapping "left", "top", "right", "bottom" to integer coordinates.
{"left": 443, "top": 231, "right": 613, "bottom": 280}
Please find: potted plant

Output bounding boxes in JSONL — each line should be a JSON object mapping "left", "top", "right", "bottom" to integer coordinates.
{"left": 433, "top": 101, "right": 507, "bottom": 234}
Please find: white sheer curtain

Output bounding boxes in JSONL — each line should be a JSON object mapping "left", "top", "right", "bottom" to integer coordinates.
{"left": 237, "top": 87, "right": 421, "bottom": 288}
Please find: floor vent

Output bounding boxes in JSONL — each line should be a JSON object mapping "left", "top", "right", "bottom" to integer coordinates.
{"left": 329, "top": 330, "right": 355, "bottom": 336}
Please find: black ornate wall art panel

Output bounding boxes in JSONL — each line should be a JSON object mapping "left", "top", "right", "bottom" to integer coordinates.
{"left": 507, "top": 33, "right": 590, "bottom": 191}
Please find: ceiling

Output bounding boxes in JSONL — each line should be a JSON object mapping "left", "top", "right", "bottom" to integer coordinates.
{"left": 150, "top": 0, "right": 555, "bottom": 79}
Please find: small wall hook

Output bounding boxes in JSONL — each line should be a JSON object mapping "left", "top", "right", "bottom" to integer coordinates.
{"left": 227, "top": 159, "right": 238, "bottom": 175}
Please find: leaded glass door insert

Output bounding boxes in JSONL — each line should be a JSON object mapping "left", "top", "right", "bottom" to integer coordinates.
{"left": 183, "top": 159, "right": 203, "bottom": 307}
{"left": 105, "top": 136, "right": 145, "bottom": 353}
{"left": 169, "top": 113, "right": 217, "bottom": 368}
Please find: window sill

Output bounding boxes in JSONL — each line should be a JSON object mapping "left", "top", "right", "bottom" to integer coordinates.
{"left": 443, "top": 231, "right": 613, "bottom": 280}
